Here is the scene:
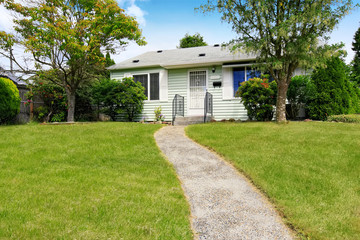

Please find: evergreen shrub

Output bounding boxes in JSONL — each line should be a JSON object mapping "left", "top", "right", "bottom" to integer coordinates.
{"left": 0, "top": 77, "right": 21, "bottom": 124}
{"left": 307, "top": 57, "right": 360, "bottom": 120}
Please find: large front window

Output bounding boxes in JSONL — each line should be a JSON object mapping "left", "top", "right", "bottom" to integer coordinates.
{"left": 133, "top": 73, "right": 160, "bottom": 100}
{"left": 233, "top": 67, "right": 261, "bottom": 96}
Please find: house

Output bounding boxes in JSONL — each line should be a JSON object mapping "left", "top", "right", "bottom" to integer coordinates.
{"left": 108, "top": 45, "right": 305, "bottom": 123}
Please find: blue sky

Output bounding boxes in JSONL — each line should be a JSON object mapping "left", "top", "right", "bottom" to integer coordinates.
{"left": 116, "top": 0, "right": 360, "bottom": 64}
{"left": 0, "top": 0, "right": 359, "bottom": 69}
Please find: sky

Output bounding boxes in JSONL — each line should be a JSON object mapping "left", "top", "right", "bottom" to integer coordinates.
{"left": 0, "top": 0, "right": 359, "bottom": 70}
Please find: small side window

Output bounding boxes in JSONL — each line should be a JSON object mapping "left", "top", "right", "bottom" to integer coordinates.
{"left": 150, "top": 73, "right": 159, "bottom": 100}
{"left": 134, "top": 74, "right": 148, "bottom": 98}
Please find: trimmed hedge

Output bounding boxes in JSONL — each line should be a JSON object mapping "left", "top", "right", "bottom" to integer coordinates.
{"left": 0, "top": 77, "right": 21, "bottom": 124}
{"left": 327, "top": 114, "right": 360, "bottom": 123}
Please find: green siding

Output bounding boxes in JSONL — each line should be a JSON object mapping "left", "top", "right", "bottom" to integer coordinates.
{"left": 110, "top": 66, "right": 248, "bottom": 122}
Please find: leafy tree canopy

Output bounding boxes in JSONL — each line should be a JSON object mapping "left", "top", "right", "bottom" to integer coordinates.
{"left": 179, "top": 33, "right": 208, "bottom": 48}
{"left": 0, "top": 0, "right": 146, "bottom": 122}
{"left": 199, "top": 0, "right": 354, "bottom": 122}
{"left": 351, "top": 25, "right": 360, "bottom": 86}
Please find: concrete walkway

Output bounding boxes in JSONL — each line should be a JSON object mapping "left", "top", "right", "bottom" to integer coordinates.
{"left": 154, "top": 126, "right": 294, "bottom": 240}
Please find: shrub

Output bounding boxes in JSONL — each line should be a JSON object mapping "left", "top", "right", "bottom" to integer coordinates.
{"left": 91, "top": 78, "right": 121, "bottom": 121}
{"left": 75, "top": 84, "right": 96, "bottom": 121}
{"left": 236, "top": 77, "right": 277, "bottom": 121}
{"left": 287, "top": 75, "right": 315, "bottom": 119}
{"left": 307, "top": 57, "right": 360, "bottom": 120}
{"left": 0, "top": 77, "right": 21, "bottom": 124}
{"left": 33, "top": 106, "right": 49, "bottom": 122}
{"left": 327, "top": 114, "right": 360, "bottom": 123}
{"left": 26, "top": 80, "right": 67, "bottom": 122}
{"left": 118, "top": 77, "right": 147, "bottom": 121}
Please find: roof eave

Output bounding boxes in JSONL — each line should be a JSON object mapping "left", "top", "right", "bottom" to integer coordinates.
{"left": 108, "top": 64, "right": 162, "bottom": 71}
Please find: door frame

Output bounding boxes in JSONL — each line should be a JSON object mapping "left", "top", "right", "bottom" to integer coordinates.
{"left": 187, "top": 69, "right": 208, "bottom": 116}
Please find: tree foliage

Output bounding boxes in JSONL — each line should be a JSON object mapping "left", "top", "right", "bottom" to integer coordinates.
{"left": 287, "top": 75, "right": 315, "bottom": 119}
{"left": 0, "top": 77, "right": 20, "bottom": 124}
{"left": 351, "top": 25, "right": 360, "bottom": 86}
{"left": 307, "top": 57, "right": 360, "bottom": 120}
{"left": 199, "top": 0, "right": 354, "bottom": 122}
{"left": 117, "top": 77, "right": 147, "bottom": 121}
{"left": 0, "top": 0, "right": 146, "bottom": 122}
{"left": 91, "top": 78, "right": 122, "bottom": 121}
{"left": 91, "top": 77, "right": 146, "bottom": 121}
{"left": 179, "top": 33, "right": 208, "bottom": 48}
{"left": 236, "top": 77, "right": 277, "bottom": 121}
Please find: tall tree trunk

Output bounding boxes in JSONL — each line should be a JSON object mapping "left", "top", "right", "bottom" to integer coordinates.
{"left": 276, "top": 80, "right": 289, "bottom": 123}
{"left": 66, "top": 89, "right": 76, "bottom": 122}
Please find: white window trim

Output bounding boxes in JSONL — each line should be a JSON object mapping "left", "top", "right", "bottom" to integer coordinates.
{"left": 132, "top": 72, "right": 161, "bottom": 102}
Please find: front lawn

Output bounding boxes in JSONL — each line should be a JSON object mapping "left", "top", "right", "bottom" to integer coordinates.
{"left": 0, "top": 122, "right": 192, "bottom": 239}
{"left": 186, "top": 122, "right": 360, "bottom": 240}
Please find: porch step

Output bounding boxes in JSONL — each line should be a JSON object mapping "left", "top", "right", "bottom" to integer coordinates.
{"left": 173, "top": 116, "right": 205, "bottom": 126}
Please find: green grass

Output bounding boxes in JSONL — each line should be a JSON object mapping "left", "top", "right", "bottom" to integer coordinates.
{"left": 186, "top": 122, "right": 360, "bottom": 240}
{"left": 0, "top": 122, "right": 192, "bottom": 239}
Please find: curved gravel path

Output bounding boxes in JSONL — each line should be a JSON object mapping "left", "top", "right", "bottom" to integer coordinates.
{"left": 154, "top": 126, "right": 294, "bottom": 240}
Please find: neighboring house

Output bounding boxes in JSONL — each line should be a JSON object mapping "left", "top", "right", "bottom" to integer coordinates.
{"left": 108, "top": 45, "right": 306, "bottom": 122}
{"left": 0, "top": 67, "right": 31, "bottom": 123}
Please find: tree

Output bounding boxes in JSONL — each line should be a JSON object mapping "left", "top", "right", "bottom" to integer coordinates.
{"left": 307, "top": 57, "right": 360, "bottom": 120}
{"left": 178, "top": 33, "right": 207, "bottom": 48}
{"left": 0, "top": 77, "right": 20, "bottom": 124}
{"left": 200, "top": 0, "right": 353, "bottom": 122}
{"left": 0, "top": 0, "right": 146, "bottom": 122}
{"left": 118, "top": 77, "right": 147, "bottom": 121}
{"left": 351, "top": 25, "right": 360, "bottom": 86}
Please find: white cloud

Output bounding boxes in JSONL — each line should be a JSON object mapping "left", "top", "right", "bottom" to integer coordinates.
{"left": 126, "top": 3, "right": 147, "bottom": 26}
{"left": 117, "top": 0, "right": 147, "bottom": 27}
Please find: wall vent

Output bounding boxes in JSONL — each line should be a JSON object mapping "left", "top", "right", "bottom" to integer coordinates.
{"left": 132, "top": 60, "right": 139, "bottom": 63}
{"left": 199, "top": 53, "right": 206, "bottom": 57}
{"left": 157, "top": 50, "right": 163, "bottom": 53}
{"left": 214, "top": 44, "right": 220, "bottom": 47}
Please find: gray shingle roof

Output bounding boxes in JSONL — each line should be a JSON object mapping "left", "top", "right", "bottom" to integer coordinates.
{"left": 108, "top": 45, "right": 257, "bottom": 70}
{"left": 0, "top": 67, "right": 27, "bottom": 86}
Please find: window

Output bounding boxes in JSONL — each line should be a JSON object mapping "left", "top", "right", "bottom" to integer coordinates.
{"left": 133, "top": 73, "right": 160, "bottom": 100}
{"left": 150, "top": 73, "right": 159, "bottom": 100}
{"left": 233, "top": 67, "right": 261, "bottom": 96}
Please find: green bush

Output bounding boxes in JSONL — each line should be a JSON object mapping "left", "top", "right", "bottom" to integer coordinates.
{"left": 0, "top": 77, "right": 21, "bottom": 124}
{"left": 118, "top": 77, "right": 147, "bottom": 121}
{"left": 236, "top": 77, "right": 277, "bottom": 121}
{"left": 91, "top": 78, "right": 122, "bottom": 121}
{"left": 327, "top": 114, "right": 360, "bottom": 123}
{"left": 307, "top": 57, "right": 360, "bottom": 120}
{"left": 75, "top": 84, "right": 96, "bottom": 121}
{"left": 27, "top": 80, "right": 67, "bottom": 122}
{"left": 91, "top": 77, "right": 146, "bottom": 121}
{"left": 33, "top": 106, "right": 49, "bottom": 122}
{"left": 287, "top": 75, "right": 315, "bottom": 119}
